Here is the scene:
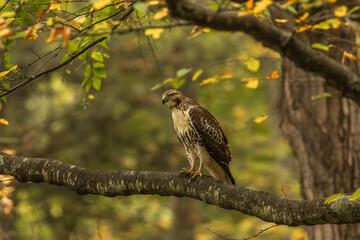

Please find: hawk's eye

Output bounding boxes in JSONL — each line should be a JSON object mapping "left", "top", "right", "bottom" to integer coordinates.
{"left": 168, "top": 93, "right": 175, "bottom": 97}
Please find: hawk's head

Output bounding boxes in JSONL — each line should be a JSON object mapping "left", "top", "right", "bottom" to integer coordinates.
{"left": 162, "top": 89, "right": 183, "bottom": 109}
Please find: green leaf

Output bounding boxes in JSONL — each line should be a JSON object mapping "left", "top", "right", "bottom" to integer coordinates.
{"left": 4, "top": 53, "right": 10, "bottom": 63}
{"left": 93, "top": 62, "right": 105, "bottom": 68}
{"left": 1, "top": 80, "right": 10, "bottom": 89}
{"left": 84, "top": 64, "right": 91, "bottom": 81}
{"left": 324, "top": 193, "right": 343, "bottom": 205}
{"left": 172, "top": 77, "right": 185, "bottom": 89}
{"left": 91, "top": 51, "right": 104, "bottom": 62}
{"left": 348, "top": 6, "right": 360, "bottom": 15}
{"left": 68, "top": 40, "right": 78, "bottom": 53}
{"left": 350, "top": 188, "right": 360, "bottom": 201}
{"left": 313, "top": 18, "right": 339, "bottom": 30}
{"left": 103, "top": 53, "right": 110, "bottom": 58}
{"left": 245, "top": 59, "right": 260, "bottom": 72}
{"left": 19, "top": 7, "right": 33, "bottom": 25}
{"left": 5, "top": 64, "right": 14, "bottom": 69}
{"left": 93, "top": 66, "right": 106, "bottom": 78}
{"left": 98, "top": 39, "right": 109, "bottom": 49}
{"left": 77, "top": 5, "right": 91, "bottom": 14}
{"left": 150, "top": 83, "right": 163, "bottom": 91}
{"left": 150, "top": 78, "right": 172, "bottom": 91}
{"left": 92, "top": 76, "right": 102, "bottom": 91}
{"left": 311, "top": 43, "right": 333, "bottom": 51}
{"left": 134, "top": 2, "right": 148, "bottom": 13}
{"left": 85, "top": 80, "right": 91, "bottom": 92}
{"left": 1, "top": 94, "right": 7, "bottom": 103}
{"left": 209, "top": 3, "right": 220, "bottom": 10}
{"left": 79, "top": 50, "right": 91, "bottom": 61}
{"left": 176, "top": 68, "right": 191, "bottom": 78}
{"left": 311, "top": 92, "right": 332, "bottom": 100}
{"left": 61, "top": 55, "right": 69, "bottom": 64}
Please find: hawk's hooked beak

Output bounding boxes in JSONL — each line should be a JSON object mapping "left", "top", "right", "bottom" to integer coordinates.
{"left": 162, "top": 96, "right": 168, "bottom": 105}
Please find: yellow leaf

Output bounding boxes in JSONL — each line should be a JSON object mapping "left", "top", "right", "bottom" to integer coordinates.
{"left": 328, "top": 0, "right": 337, "bottom": 3}
{"left": 334, "top": 5, "right": 347, "bottom": 18}
{"left": 147, "top": 0, "right": 161, "bottom": 5}
{"left": 0, "top": 65, "right": 17, "bottom": 78}
{"left": 245, "top": 58, "right": 260, "bottom": 72}
{"left": 291, "top": 228, "right": 307, "bottom": 240}
{"left": 274, "top": 19, "right": 288, "bottom": 23}
{"left": 245, "top": 0, "right": 254, "bottom": 10}
{"left": 1, "top": 148, "right": 15, "bottom": 155}
{"left": 281, "top": 0, "right": 296, "bottom": 8}
{"left": 254, "top": 114, "right": 268, "bottom": 124}
{"left": 266, "top": 70, "right": 279, "bottom": 79}
{"left": 71, "top": 16, "right": 86, "bottom": 30}
{"left": 36, "top": 10, "right": 46, "bottom": 22}
{"left": 295, "top": 24, "right": 312, "bottom": 33}
{"left": 220, "top": 73, "right": 233, "bottom": 79}
{"left": 343, "top": 51, "right": 358, "bottom": 61}
{"left": 192, "top": 69, "right": 203, "bottom": 81}
{"left": 90, "top": 0, "right": 112, "bottom": 12}
{"left": 199, "top": 77, "right": 217, "bottom": 86}
{"left": 153, "top": 8, "right": 169, "bottom": 20}
{"left": 0, "top": 29, "right": 14, "bottom": 39}
{"left": 47, "top": 1, "right": 62, "bottom": 12}
{"left": 114, "top": 0, "right": 123, "bottom": 8}
{"left": 144, "top": 28, "right": 164, "bottom": 39}
{"left": 241, "top": 78, "right": 259, "bottom": 89}
{"left": 0, "top": 118, "right": 9, "bottom": 125}
{"left": 253, "top": 0, "right": 273, "bottom": 14}
{"left": 24, "top": 23, "right": 42, "bottom": 40}
{"left": 46, "top": 17, "right": 54, "bottom": 26}
{"left": 46, "top": 26, "right": 64, "bottom": 43}
{"left": 0, "top": 11, "right": 15, "bottom": 18}
{"left": 0, "top": 0, "right": 5, "bottom": 9}
{"left": 237, "top": 11, "right": 251, "bottom": 17}
{"left": 202, "top": 27, "right": 211, "bottom": 33}
{"left": 296, "top": 12, "right": 309, "bottom": 23}
{"left": 62, "top": 27, "right": 71, "bottom": 48}
{"left": 88, "top": 94, "right": 94, "bottom": 99}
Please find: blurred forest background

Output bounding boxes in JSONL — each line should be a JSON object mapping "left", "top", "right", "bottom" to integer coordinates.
{"left": 0, "top": 1, "right": 309, "bottom": 239}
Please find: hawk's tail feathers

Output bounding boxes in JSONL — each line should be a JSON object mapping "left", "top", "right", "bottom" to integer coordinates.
{"left": 226, "top": 170, "right": 236, "bottom": 185}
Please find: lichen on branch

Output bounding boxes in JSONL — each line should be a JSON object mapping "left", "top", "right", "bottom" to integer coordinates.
{"left": 0, "top": 152, "right": 359, "bottom": 226}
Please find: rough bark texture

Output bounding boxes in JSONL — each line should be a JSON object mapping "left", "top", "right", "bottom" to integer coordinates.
{"left": 278, "top": 9, "right": 360, "bottom": 240}
{"left": 1, "top": 152, "right": 360, "bottom": 227}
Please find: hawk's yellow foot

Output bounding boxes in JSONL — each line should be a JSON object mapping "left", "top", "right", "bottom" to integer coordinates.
{"left": 179, "top": 167, "right": 195, "bottom": 174}
{"left": 191, "top": 170, "right": 203, "bottom": 179}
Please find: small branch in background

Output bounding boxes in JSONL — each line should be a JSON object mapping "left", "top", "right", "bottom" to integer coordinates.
{"left": 243, "top": 225, "right": 278, "bottom": 240}
{"left": 207, "top": 228, "right": 237, "bottom": 240}
{"left": 282, "top": 185, "right": 297, "bottom": 225}
{"left": 0, "top": 8, "right": 135, "bottom": 98}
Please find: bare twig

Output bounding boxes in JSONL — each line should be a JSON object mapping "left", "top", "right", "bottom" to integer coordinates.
{"left": 243, "top": 225, "right": 278, "bottom": 240}
{"left": 0, "top": 8, "right": 135, "bottom": 98}
{"left": 207, "top": 228, "right": 236, "bottom": 240}
{"left": 282, "top": 185, "right": 297, "bottom": 225}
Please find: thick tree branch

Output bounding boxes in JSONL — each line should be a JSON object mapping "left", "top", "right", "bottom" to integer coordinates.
{"left": 165, "top": 0, "right": 360, "bottom": 106}
{"left": 0, "top": 153, "right": 359, "bottom": 226}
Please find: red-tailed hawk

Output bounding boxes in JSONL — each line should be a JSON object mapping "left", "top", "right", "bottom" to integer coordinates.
{"left": 162, "top": 89, "right": 235, "bottom": 184}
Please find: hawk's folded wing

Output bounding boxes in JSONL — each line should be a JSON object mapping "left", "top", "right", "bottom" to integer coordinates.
{"left": 188, "top": 106, "right": 235, "bottom": 184}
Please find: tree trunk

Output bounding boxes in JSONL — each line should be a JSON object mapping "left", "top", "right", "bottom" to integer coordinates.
{"left": 280, "top": 21, "right": 360, "bottom": 239}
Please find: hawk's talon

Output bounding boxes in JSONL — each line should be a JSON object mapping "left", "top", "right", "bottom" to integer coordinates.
{"left": 191, "top": 170, "right": 203, "bottom": 179}
{"left": 180, "top": 167, "right": 195, "bottom": 175}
